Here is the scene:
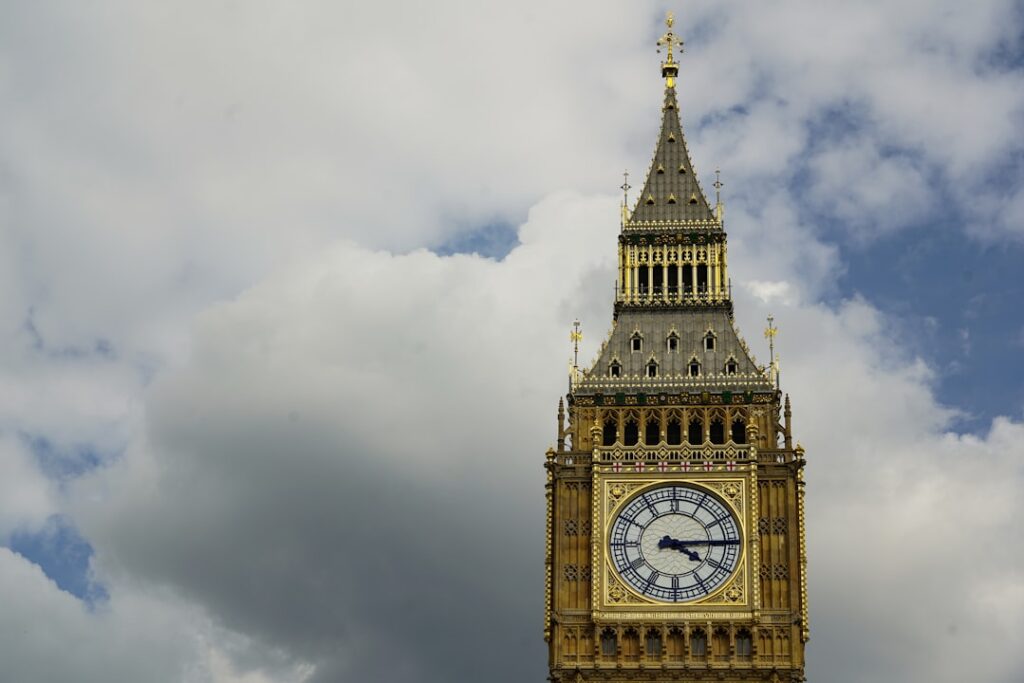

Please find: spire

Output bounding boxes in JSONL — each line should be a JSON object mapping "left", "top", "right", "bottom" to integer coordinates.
{"left": 628, "top": 12, "right": 715, "bottom": 226}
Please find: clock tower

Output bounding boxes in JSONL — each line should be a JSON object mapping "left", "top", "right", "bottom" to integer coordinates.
{"left": 544, "top": 14, "right": 808, "bottom": 682}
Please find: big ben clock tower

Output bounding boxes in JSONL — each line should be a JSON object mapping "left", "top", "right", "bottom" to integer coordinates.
{"left": 544, "top": 14, "right": 808, "bottom": 683}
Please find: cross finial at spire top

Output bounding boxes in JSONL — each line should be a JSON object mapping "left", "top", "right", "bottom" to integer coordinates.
{"left": 656, "top": 11, "right": 684, "bottom": 85}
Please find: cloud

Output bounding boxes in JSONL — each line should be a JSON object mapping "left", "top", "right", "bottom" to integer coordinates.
{"left": 57, "top": 196, "right": 1021, "bottom": 682}
{"left": 805, "top": 139, "right": 933, "bottom": 239}
{"left": 0, "top": 1, "right": 1021, "bottom": 681}
{"left": 0, "top": 547, "right": 196, "bottom": 682}
{"left": 71, "top": 193, "right": 616, "bottom": 681}
{"left": 0, "top": 436, "right": 54, "bottom": 536}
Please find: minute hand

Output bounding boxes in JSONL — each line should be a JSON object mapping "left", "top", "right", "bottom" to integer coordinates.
{"left": 670, "top": 539, "right": 739, "bottom": 546}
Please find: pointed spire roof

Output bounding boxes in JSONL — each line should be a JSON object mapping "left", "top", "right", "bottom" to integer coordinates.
{"left": 626, "top": 14, "right": 716, "bottom": 227}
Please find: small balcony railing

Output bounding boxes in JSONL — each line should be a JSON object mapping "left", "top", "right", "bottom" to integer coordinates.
{"left": 595, "top": 444, "right": 749, "bottom": 463}
{"left": 617, "top": 283, "right": 731, "bottom": 305}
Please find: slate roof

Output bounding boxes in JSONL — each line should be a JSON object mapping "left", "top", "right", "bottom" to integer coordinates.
{"left": 627, "top": 85, "right": 717, "bottom": 226}
{"left": 575, "top": 308, "right": 772, "bottom": 395}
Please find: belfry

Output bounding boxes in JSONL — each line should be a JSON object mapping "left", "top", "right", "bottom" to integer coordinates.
{"left": 544, "top": 14, "right": 808, "bottom": 682}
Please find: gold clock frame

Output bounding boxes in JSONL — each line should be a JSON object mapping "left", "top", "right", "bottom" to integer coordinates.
{"left": 592, "top": 474, "right": 756, "bottom": 621}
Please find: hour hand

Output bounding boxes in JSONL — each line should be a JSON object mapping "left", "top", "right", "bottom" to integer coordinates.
{"left": 658, "top": 535, "right": 700, "bottom": 561}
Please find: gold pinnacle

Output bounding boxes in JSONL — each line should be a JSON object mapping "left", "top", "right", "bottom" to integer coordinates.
{"left": 570, "top": 319, "right": 583, "bottom": 369}
{"left": 657, "top": 11, "right": 684, "bottom": 86}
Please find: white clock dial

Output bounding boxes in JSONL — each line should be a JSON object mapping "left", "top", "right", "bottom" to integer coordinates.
{"left": 608, "top": 484, "right": 741, "bottom": 602}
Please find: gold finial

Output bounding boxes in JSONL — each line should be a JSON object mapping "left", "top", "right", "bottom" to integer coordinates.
{"left": 620, "top": 170, "right": 631, "bottom": 222}
{"left": 764, "top": 314, "right": 780, "bottom": 388}
{"left": 570, "top": 319, "right": 583, "bottom": 369}
{"left": 656, "top": 11, "right": 684, "bottom": 86}
{"left": 714, "top": 169, "right": 725, "bottom": 222}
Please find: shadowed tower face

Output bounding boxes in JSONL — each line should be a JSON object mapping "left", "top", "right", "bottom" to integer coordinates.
{"left": 544, "top": 13, "right": 808, "bottom": 683}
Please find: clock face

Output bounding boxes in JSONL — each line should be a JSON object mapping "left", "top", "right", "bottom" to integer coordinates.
{"left": 609, "top": 484, "right": 741, "bottom": 602}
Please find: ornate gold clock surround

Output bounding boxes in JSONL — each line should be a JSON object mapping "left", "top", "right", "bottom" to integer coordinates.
{"left": 593, "top": 473, "right": 756, "bottom": 620}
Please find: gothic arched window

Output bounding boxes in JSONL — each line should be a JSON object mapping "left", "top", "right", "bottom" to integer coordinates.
{"left": 624, "top": 419, "right": 639, "bottom": 446}
{"left": 645, "top": 629, "right": 662, "bottom": 658}
{"left": 758, "top": 629, "right": 773, "bottom": 661}
{"left": 690, "top": 628, "right": 707, "bottom": 660}
{"left": 736, "top": 629, "right": 753, "bottom": 660}
{"left": 688, "top": 419, "right": 703, "bottom": 445}
{"left": 667, "top": 628, "right": 684, "bottom": 661}
{"left": 667, "top": 418, "right": 682, "bottom": 445}
{"left": 710, "top": 418, "right": 725, "bottom": 445}
{"left": 704, "top": 332, "right": 716, "bottom": 351}
{"left": 731, "top": 419, "right": 746, "bottom": 445}
{"left": 647, "top": 360, "right": 658, "bottom": 378}
{"left": 645, "top": 418, "right": 660, "bottom": 446}
{"left": 601, "top": 628, "right": 617, "bottom": 658}
{"left": 609, "top": 360, "right": 621, "bottom": 378}
{"left": 697, "top": 264, "right": 709, "bottom": 293}
{"left": 602, "top": 419, "right": 617, "bottom": 447}
{"left": 712, "top": 628, "right": 730, "bottom": 660}
{"left": 622, "top": 628, "right": 640, "bottom": 661}
{"left": 563, "top": 632, "right": 577, "bottom": 660}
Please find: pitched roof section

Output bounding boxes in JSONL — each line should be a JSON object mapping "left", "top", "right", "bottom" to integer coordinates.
{"left": 627, "top": 85, "right": 716, "bottom": 226}
{"left": 575, "top": 308, "right": 771, "bottom": 395}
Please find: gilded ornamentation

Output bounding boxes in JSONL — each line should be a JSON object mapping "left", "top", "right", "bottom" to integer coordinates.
{"left": 563, "top": 565, "right": 593, "bottom": 582}
{"left": 723, "top": 580, "right": 744, "bottom": 603}
{"left": 705, "top": 480, "right": 743, "bottom": 506}
{"left": 761, "top": 563, "right": 788, "bottom": 580}
{"left": 758, "top": 517, "right": 788, "bottom": 535}
{"left": 607, "top": 482, "right": 644, "bottom": 508}
{"left": 609, "top": 483, "right": 627, "bottom": 504}
{"left": 608, "top": 578, "right": 628, "bottom": 603}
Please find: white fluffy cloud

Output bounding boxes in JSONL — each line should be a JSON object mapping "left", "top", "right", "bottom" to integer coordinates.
{"left": 0, "top": 547, "right": 196, "bottom": 682}
{"left": 0, "top": 1, "right": 1022, "bottom": 681}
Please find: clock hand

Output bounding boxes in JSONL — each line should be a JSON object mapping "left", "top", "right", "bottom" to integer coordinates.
{"left": 669, "top": 539, "right": 740, "bottom": 546}
{"left": 657, "top": 535, "right": 701, "bottom": 561}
